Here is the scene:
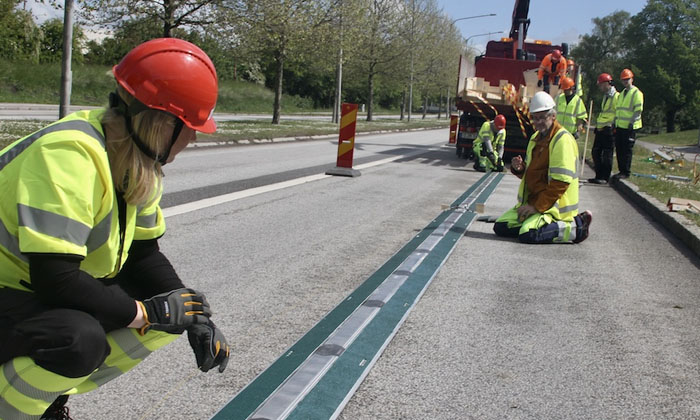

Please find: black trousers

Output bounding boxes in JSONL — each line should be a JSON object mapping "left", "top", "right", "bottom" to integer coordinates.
{"left": 0, "top": 288, "right": 110, "bottom": 378}
{"left": 592, "top": 127, "right": 615, "bottom": 181}
{"left": 614, "top": 128, "right": 637, "bottom": 176}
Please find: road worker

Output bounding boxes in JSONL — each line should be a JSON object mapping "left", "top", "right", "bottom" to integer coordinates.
{"left": 493, "top": 91, "right": 593, "bottom": 244}
{"left": 613, "top": 68, "right": 644, "bottom": 179}
{"left": 537, "top": 49, "right": 567, "bottom": 94}
{"left": 588, "top": 73, "right": 619, "bottom": 184}
{"left": 0, "top": 38, "right": 230, "bottom": 420}
{"left": 555, "top": 76, "right": 588, "bottom": 138}
{"left": 473, "top": 115, "right": 507, "bottom": 172}
{"left": 566, "top": 58, "right": 583, "bottom": 97}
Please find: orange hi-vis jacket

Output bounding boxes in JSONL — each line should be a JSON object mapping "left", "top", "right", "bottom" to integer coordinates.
{"left": 537, "top": 53, "right": 567, "bottom": 83}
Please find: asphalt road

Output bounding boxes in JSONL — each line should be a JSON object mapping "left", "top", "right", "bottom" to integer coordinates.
{"left": 61, "top": 129, "right": 700, "bottom": 420}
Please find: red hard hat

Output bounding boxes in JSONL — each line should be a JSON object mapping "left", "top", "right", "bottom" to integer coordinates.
{"left": 494, "top": 114, "right": 506, "bottom": 130}
{"left": 113, "top": 38, "right": 218, "bottom": 133}
{"left": 567, "top": 59, "right": 575, "bottom": 66}
{"left": 551, "top": 50, "right": 562, "bottom": 61}
{"left": 597, "top": 73, "right": 613, "bottom": 84}
{"left": 620, "top": 68, "right": 634, "bottom": 80}
{"left": 560, "top": 77, "right": 575, "bottom": 91}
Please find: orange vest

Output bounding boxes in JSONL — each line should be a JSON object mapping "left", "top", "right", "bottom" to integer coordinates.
{"left": 537, "top": 54, "right": 567, "bottom": 82}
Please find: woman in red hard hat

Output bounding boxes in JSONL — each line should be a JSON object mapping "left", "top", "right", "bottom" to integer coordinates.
{"left": 0, "top": 38, "right": 229, "bottom": 420}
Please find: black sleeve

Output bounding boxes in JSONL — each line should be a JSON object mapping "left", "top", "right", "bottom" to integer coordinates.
{"left": 29, "top": 254, "right": 137, "bottom": 331}
{"left": 113, "top": 239, "right": 185, "bottom": 301}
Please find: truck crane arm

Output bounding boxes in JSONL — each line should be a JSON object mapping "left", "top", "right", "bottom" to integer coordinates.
{"left": 509, "top": 0, "right": 530, "bottom": 42}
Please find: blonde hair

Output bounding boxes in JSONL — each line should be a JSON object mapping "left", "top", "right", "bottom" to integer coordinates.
{"left": 102, "top": 87, "right": 176, "bottom": 206}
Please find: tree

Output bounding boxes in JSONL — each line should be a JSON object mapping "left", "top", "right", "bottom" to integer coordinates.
{"left": 624, "top": 0, "right": 700, "bottom": 132}
{"left": 351, "top": 0, "right": 404, "bottom": 121}
{"left": 0, "top": 1, "right": 42, "bottom": 62}
{"left": 570, "top": 11, "right": 631, "bottom": 111}
{"left": 39, "top": 18, "right": 86, "bottom": 63}
{"left": 79, "top": 0, "right": 222, "bottom": 38}
{"left": 231, "top": 0, "right": 333, "bottom": 124}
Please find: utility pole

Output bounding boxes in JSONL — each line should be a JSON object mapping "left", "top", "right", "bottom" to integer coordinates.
{"left": 333, "top": 1, "right": 343, "bottom": 124}
{"left": 407, "top": 0, "right": 415, "bottom": 122}
{"left": 59, "top": 0, "right": 74, "bottom": 119}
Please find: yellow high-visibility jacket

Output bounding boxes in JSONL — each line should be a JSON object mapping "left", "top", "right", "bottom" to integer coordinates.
{"left": 517, "top": 126, "right": 580, "bottom": 222}
{"left": 615, "top": 85, "right": 644, "bottom": 130}
{"left": 597, "top": 89, "right": 619, "bottom": 127}
{"left": 555, "top": 93, "right": 588, "bottom": 135}
{"left": 0, "top": 109, "right": 166, "bottom": 291}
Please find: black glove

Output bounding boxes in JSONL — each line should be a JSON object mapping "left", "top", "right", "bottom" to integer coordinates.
{"left": 537, "top": 79, "right": 543, "bottom": 87}
{"left": 139, "top": 288, "right": 211, "bottom": 335}
{"left": 187, "top": 320, "right": 230, "bottom": 373}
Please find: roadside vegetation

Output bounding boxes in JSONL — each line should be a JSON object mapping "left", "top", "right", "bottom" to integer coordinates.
{"left": 579, "top": 130, "right": 700, "bottom": 227}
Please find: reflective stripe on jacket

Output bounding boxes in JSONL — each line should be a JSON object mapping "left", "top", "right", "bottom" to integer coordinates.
{"left": 597, "top": 90, "right": 619, "bottom": 127}
{"left": 517, "top": 127, "right": 579, "bottom": 222}
{"left": 0, "top": 109, "right": 166, "bottom": 291}
{"left": 615, "top": 86, "right": 644, "bottom": 130}
{"left": 555, "top": 94, "right": 588, "bottom": 134}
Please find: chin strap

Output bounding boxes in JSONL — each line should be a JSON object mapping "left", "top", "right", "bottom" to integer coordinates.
{"left": 109, "top": 91, "right": 184, "bottom": 166}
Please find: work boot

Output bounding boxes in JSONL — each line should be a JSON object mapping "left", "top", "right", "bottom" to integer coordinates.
{"left": 41, "top": 395, "right": 72, "bottom": 420}
{"left": 573, "top": 210, "right": 593, "bottom": 244}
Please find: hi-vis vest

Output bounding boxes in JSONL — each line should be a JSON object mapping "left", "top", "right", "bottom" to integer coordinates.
{"left": 615, "top": 85, "right": 644, "bottom": 130}
{"left": 517, "top": 127, "right": 580, "bottom": 222}
{"left": 555, "top": 93, "right": 588, "bottom": 134}
{"left": 0, "top": 109, "right": 166, "bottom": 291}
{"left": 597, "top": 90, "right": 619, "bottom": 127}
{"left": 473, "top": 121, "right": 506, "bottom": 157}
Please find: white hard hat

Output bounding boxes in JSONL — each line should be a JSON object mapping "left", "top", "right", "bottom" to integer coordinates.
{"left": 530, "top": 91, "right": 556, "bottom": 113}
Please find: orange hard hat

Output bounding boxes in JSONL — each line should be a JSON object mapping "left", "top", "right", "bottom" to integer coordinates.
{"left": 620, "top": 68, "right": 634, "bottom": 80}
{"left": 113, "top": 38, "right": 219, "bottom": 133}
{"left": 597, "top": 73, "right": 613, "bottom": 84}
{"left": 551, "top": 50, "right": 562, "bottom": 61}
{"left": 560, "top": 77, "right": 575, "bottom": 91}
{"left": 494, "top": 114, "right": 506, "bottom": 130}
{"left": 567, "top": 59, "right": 575, "bottom": 66}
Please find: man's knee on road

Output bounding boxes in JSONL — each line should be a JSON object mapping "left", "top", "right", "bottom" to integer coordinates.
{"left": 21, "top": 309, "right": 109, "bottom": 378}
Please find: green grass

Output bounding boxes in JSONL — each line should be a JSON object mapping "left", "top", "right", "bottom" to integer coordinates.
{"left": 0, "top": 61, "right": 330, "bottom": 113}
{"left": 0, "top": 117, "right": 449, "bottom": 150}
{"left": 200, "top": 118, "right": 449, "bottom": 143}
{"left": 578, "top": 129, "right": 700, "bottom": 227}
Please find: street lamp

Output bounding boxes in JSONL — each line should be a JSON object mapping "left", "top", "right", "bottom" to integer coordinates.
{"left": 452, "top": 13, "right": 496, "bottom": 24}
{"left": 465, "top": 31, "right": 504, "bottom": 46}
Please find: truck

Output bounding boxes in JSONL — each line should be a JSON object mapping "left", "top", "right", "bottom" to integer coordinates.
{"left": 454, "top": 0, "right": 573, "bottom": 161}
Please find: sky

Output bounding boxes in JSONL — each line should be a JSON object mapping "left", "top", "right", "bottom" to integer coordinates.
{"left": 26, "top": 0, "right": 647, "bottom": 48}
{"left": 441, "top": 0, "right": 647, "bottom": 53}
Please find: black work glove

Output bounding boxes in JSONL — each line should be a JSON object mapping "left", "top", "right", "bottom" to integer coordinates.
{"left": 139, "top": 288, "right": 211, "bottom": 335}
{"left": 187, "top": 320, "right": 230, "bottom": 373}
{"left": 537, "top": 79, "right": 543, "bottom": 87}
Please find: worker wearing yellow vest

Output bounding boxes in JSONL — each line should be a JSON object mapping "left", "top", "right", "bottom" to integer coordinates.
{"left": 537, "top": 50, "right": 567, "bottom": 94}
{"left": 494, "top": 92, "right": 593, "bottom": 244}
{"left": 613, "top": 68, "right": 644, "bottom": 179}
{"left": 555, "top": 77, "right": 588, "bottom": 138}
{"left": 0, "top": 39, "right": 230, "bottom": 420}
{"left": 473, "top": 115, "right": 507, "bottom": 172}
{"left": 588, "top": 73, "right": 619, "bottom": 184}
{"left": 566, "top": 59, "right": 583, "bottom": 97}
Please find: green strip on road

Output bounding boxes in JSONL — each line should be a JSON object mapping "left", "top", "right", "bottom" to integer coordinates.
{"left": 211, "top": 172, "right": 504, "bottom": 420}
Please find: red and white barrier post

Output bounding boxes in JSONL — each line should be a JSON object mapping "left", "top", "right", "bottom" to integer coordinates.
{"left": 326, "top": 103, "right": 361, "bottom": 177}
{"left": 447, "top": 114, "right": 459, "bottom": 145}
